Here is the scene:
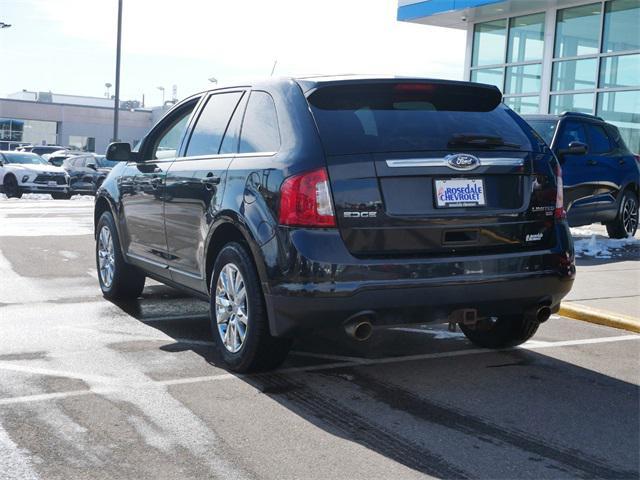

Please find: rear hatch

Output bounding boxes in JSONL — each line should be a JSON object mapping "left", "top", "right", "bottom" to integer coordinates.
{"left": 305, "top": 80, "right": 559, "bottom": 257}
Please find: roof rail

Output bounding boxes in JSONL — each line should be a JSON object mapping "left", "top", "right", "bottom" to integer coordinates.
{"left": 559, "top": 111, "right": 604, "bottom": 121}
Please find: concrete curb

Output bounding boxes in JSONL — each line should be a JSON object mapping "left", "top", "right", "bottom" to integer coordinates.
{"left": 559, "top": 303, "right": 640, "bottom": 333}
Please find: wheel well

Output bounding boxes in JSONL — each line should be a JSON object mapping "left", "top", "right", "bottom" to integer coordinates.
{"left": 94, "top": 197, "right": 112, "bottom": 237}
{"left": 205, "top": 223, "right": 248, "bottom": 292}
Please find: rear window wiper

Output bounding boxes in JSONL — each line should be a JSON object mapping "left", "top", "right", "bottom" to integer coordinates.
{"left": 447, "top": 134, "right": 521, "bottom": 149}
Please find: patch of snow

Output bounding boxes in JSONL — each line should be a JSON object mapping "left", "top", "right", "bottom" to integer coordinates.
{"left": 572, "top": 233, "right": 639, "bottom": 259}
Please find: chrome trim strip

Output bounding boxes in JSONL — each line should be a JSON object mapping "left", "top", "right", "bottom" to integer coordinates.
{"left": 169, "top": 266, "right": 203, "bottom": 280}
{"left": 385, "top": 158, "right": 524, "bottom": 168}
{"left": 126, "top": 253, "right": 168, "bottom": 269}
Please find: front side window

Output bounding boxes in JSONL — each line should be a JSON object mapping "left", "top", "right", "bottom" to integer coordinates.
{"left": 148, "top": 100, "right": 198, "bottom": 160}
{"left": 185, "top": 92, "right": 244, "bottom": 157}
{"left": 239, "top": 92, "right": 280, "bottom": 154}
{"left": 587, "top": 124, "right": 612, "bottom": 153}
{"left": 554, "top": 3, "right": 601, "bottom": 58}
{"left": 557, "top": 121, "right": 587, "bottom": 149}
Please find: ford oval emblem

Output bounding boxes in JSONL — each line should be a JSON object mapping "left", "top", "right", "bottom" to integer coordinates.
{"left": 446, "top": 153, "right": 481, "bottom": 171}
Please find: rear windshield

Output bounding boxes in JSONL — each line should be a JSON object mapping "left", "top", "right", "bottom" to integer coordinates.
{"left": 307, "top": 82, "right": 532, "bottom": 155}
{"left": 526, "top": 119, "right": 558, "bottom": 146}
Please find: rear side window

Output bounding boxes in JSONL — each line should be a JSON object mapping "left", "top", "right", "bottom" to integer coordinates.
{"left": 307, "top": 82, "right": 531, "bottom": 155}
{"left": 186, "top": 92, "right": 243, "bottom": 157}
{"left": 557, "top": 121, "right": 587, "bottom": 149}
{"left": 239, "top": 92, "right": 280, "bottom": 153}
{"left": 587, "top": 124, "right": 612, "bottom": 154}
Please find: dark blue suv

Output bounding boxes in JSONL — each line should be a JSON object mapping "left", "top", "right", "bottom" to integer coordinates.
{"left": 524, "top": 112, "right": 639, "bottom": 238}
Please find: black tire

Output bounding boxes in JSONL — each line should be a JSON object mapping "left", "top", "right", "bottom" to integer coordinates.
{"left": 210, "top": 242, "right": 291, "bottom": 372}
{"left": 606, "top": 190, "right": 638, "bottom": 239}
{"left": 95, "top": 211, "right": 146, "bottom": 300}
{"left": 459, "top": 315, "right": 539, "bottom": 349}
{"left": 51, "top": 192, "right": 72, "bottom": 200}
{"left": 3, "top": 175, "right": 22, "bottom": 198}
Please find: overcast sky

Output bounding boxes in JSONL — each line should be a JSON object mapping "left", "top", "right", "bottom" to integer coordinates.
{"left": 0, "top": 0, "right": 465, "bottom": 106}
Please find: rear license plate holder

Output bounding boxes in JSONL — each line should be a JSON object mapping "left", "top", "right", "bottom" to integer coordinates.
{"left": 435, "top": 178, "right": 485, "bottom": 208}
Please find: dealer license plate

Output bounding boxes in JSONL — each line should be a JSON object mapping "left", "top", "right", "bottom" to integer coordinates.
{"left": 48, "top": 181, "right": 57, "bottom": 187}
{"left": 435, "top": 178, "right": 486, "bottom": 208}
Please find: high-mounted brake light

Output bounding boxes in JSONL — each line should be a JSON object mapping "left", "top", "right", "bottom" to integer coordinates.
{"left": 554, "top": 162, "right": 566, "bottom": 220}
{"left": 279, "top": 168, "right": 336, "bottom": 227}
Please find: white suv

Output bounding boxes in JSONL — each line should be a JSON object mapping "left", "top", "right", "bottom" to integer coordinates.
{"left": 0, "top": 151, "right": 71, "bottom": 199}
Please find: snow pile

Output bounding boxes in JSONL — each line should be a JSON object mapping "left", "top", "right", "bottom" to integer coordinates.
{"left": 571, "top": 227, "right": 640, "bottom": 259}
{"left": 0, "top": 193, "right": 93, "bottom": 201}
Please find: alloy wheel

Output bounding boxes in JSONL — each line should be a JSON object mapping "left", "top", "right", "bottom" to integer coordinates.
{"left": 622, "top": 197, "right": 638, "bottom": 236}
{"left": 98, "top": 226, "right": 115, "bottom": 288}
{"left": 215, "top": 263, "right": 248, "bottom": 353}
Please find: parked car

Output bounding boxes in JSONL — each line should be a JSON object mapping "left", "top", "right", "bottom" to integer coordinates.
{"left": 46, "top": 149, "right": 82, "bottom": 167}
{"left": 0, "top": 151, "right": 70, "bottom": 199}
{"left": 95, "top": 77, "right": 575, "bottom": 372}
{"left": 17, "top": 145, "right": 66, "bottom": 156}
{"left": 523, "top": 112, "right": 639, "bottom": 238}
{"left": 62, "top": 154, "right": 116, "bottom": 195}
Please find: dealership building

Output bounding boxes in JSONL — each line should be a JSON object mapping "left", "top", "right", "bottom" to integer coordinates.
{"left": 0, "top": 91, "right": 158, "bottom": 153}
{"left": 398, "top": 0, "right": 640, "bottom": 152}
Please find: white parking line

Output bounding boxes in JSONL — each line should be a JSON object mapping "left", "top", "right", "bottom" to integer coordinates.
{"left": 0, "top": 333, "right": 637, "bottom": 406}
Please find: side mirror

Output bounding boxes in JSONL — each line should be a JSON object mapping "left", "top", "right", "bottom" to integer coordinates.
{"left": 106, "top": 142, "right": 135, "bottom": 162}
{"left": 558, "top": 141, "right": 588, "bottom": 157}
{"left": 87, "top": 163, "right": 97, "bottom": 170}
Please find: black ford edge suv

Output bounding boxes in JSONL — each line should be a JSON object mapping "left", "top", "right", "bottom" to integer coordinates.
{"left": 95, "top": 76, "right": 575, "bottom": 371}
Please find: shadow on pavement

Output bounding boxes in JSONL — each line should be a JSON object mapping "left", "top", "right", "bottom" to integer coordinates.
{"left": 109, "top": 286, "right": 640, "bottom": 479}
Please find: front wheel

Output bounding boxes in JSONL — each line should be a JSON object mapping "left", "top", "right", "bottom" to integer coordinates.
{"left": 3, "top": 175, "right": 22, "bottom": 198}
{"left": 96, "top": 211, "right": 146, "bottom": 300}
{"left": 459, "top": 315, "right": 539, "bottom": 349}
{"left": 210, "top": 242, "right": 291, "bottom": 372}
{"left": 606, "top": 190, "right": 638, "bottom": 239}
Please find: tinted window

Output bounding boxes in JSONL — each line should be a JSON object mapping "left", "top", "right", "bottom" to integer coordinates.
{"left": 186, "top": 92, "right": 243, "bottom": 157}
{"left": 308, "top": 82, "right": 530, "bottom": 155}
{"left": 239, "top": 92, "right": 280, "bottom": 153}
{"left": 557, "top": 121, "right": 587, "bottom": 149}
{"left": 587, "top": 124, "right": 612, "bottom": 153}
{"left": 149, "top": 101, "right": 197, "bottom": 160}
{"left": 220, "top": 95, "right": 247, "bottom": 155}
{"left": 604, "top": 124, "right": 625, "bottom": 149}
{"left": 2, "top": 152, "right": 48, "bottom": 165}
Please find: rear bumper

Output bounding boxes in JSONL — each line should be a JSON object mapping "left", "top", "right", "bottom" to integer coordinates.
{"left": 263, "top": 223, "right": 575, "bottom": 336}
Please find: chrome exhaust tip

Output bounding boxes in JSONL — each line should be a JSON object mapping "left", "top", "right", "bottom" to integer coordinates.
{"left": 344, "top": 312, "right": 375, "bottom": 341}
{"left": 536, "top": 306, "right": 551, "bottom": 323}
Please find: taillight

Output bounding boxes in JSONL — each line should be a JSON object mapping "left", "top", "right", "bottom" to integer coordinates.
{"left": 279, "top": 168, "right": 336, "bottom": 227}
{"left": 554, "top": 162, "right": 566, "bottom": 220}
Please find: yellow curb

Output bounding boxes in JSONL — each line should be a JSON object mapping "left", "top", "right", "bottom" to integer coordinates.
{"left": 559, "top": 303, "right": 640, "bottom": 333}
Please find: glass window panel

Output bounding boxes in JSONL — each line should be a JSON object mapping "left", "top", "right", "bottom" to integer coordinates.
{"left": 552, "top": 58, "right": 598, "bottom": 91}
{"left": 586, "top": 124, "right": 613, "bottom": 153}
{"left": 185, "top": 92, "right": 243, "bottom": 157}
{"left": 507, "top": 13, "right": 545, "bottom": 63}
{"left": 472, "top": 19, "right": 507, "bottom": 66}
{"left": 557, "top": 121, "right": 588, "bottom": 149}
{"left": 603, "top": 0, "right": 640, "bottom": 53}
{"left": 597, "top": 90, "right": 640, "bottom": 153}
{"left": 599, "top": 54, "right": 640, "bottom": 88}
{"left": 239, "top": 92, "right": 280, "bottom": 153}
{"left": 470, "top": 67, "right": 504, "bottom": 91}
{"left": 505, "top": 64, "right": 542, "bottom": 94}
{"left": 554, "top": 3, "right": 601, "bottom": 58}
{"left": 549, "top": 93, "right": 595, "bottom": 114}
{"left": 504, "top": 96, "right": 540, "bottom": 114}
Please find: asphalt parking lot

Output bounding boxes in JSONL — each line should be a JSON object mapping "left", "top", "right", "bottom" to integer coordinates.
{"left": 0, "top": 198, "right": 639, "bottom": 480}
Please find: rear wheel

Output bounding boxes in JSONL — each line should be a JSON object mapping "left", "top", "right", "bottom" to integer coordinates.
{"left": 51, "top": 192, "right": 72, "bottom": 200}
{"left": 606, "top": 190, "right": 638, "bottom": 239}
{"left": 459, "top": 315, "right": 539, "bottom": 349}
{"left": 210, "top": 242, "right": 291, "bottom": 372}
{"left": 96, "top": 211, "right": 146, "bottom": 300}
{"left": 3, "top": 175, "right": 22, "bottom": 198}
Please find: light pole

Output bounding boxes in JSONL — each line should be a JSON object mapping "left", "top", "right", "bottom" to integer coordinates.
{"left": 0, "top": 22, "right": 12, "bottom": 29}
{"left": 157, "top": 86, "right": 165, "bottom": 104}
{"left": 113, "top": 0, "right": 123, "bottom": 142}
{"left": 105, "top": 82, "right": 112, "bottom": 98}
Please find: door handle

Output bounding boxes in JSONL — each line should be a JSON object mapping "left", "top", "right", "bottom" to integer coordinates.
{"left": 619, "top": 159, "right": 626, "bottom": 165}
{"left": 201, "top": 174, "right": 221, "bottom": 186}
